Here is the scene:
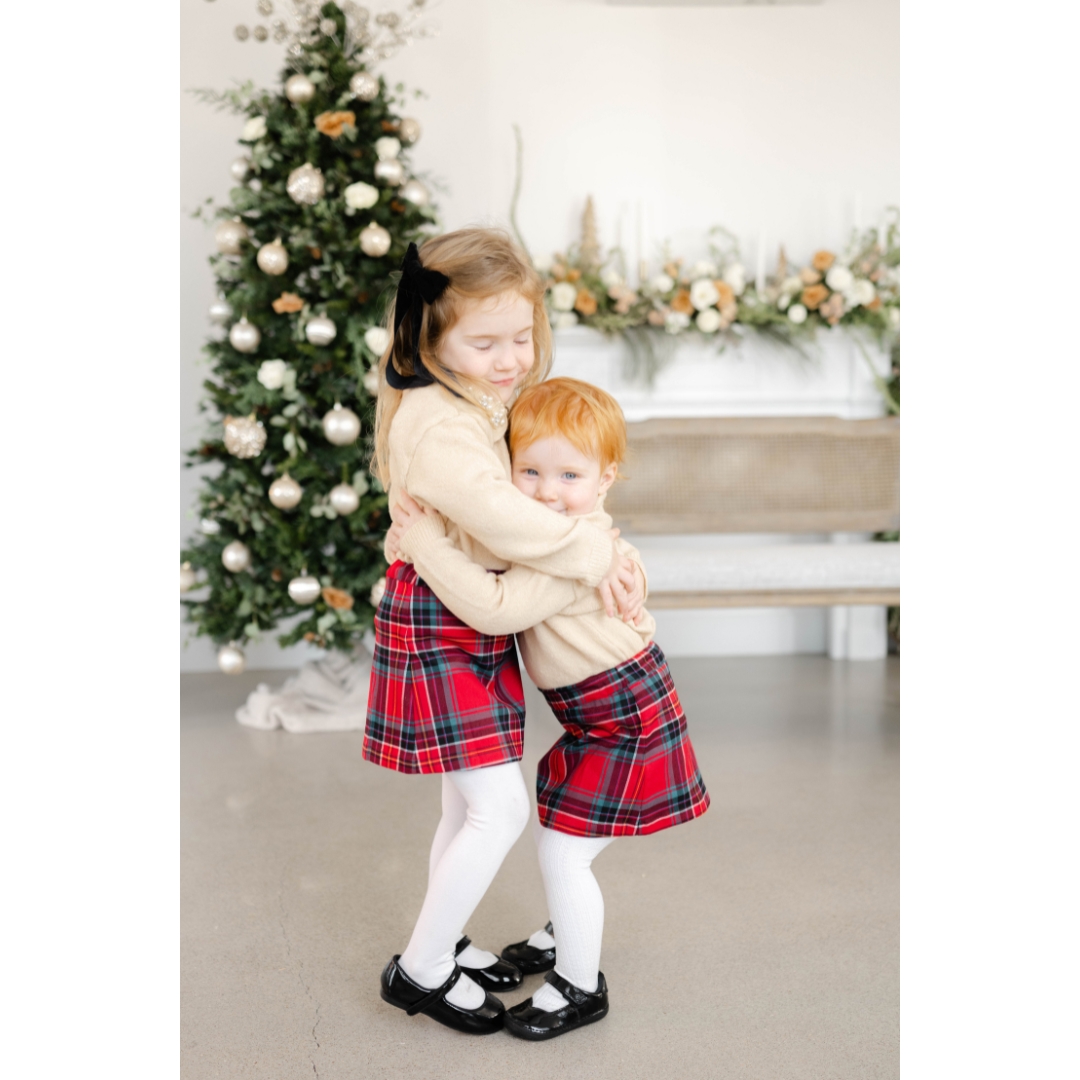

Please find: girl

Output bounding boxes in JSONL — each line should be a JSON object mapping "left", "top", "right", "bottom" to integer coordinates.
{"left": 388, "top": 378, "right": 711, "bottom": 1040}
{"left": 364, "top": 231, "right": 644, "bottom": 1036}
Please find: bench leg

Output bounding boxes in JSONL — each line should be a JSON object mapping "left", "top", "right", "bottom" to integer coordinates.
{"left": 827, "top": 605, "right": 887, "bottom": 660}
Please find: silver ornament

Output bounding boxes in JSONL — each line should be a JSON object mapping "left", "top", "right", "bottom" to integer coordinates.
{"left": 208, "top": 298, "right": 233, "bottom": 325}
{"left": 320, "top": 17, "right": 337, "bottom": 34}
{"left": 399, "top": 179, "right": 430, "bottom": 207}
{"left": 230, "top": 155, "right": 251, "bottom": 182}
{"left": 322, "top": 403, "right": 361, "bottom": 445}
{"left": 221, "top": 540, "right": 252, "bottom": 573}
{"left": 288, "top": 42, "right": 304, "bottom": 58}
{"left": 284, "top": 73, "right": 316, "bottom": 104}
{"left": 200, "top": 517, "right": 221, "bottom": 535}
{"left": 398, "top": 117, "right": 421, "bottom": 145}
{"left": 305, "top": 315, "right": 338, "bottom": 346}
{"left": 180, "top": 562, "right": 197, "bottom": 593}
{"left": 374, "top": 159, "right": 405, "bottom": 186}
{"left": 288, "top": 574, "right": 321, "bottom": 605}
{"left": 273, "top": 22, "right": 287, "bottom": 42}
{"left": 269, "top": 474, "right": 303, "bottom": 510}
{"left": 359, "top": 221, "right": 391, "bottom": 257}
{"left": 257, "top": 0, "right": 273, "bottom": 13}
{"left": 234, "top": 24, "right": 250, "bottom": 40}
{"left": 256, "top": 238, "right": 289, "bottom": 275}
{"left": 329, "top": 483, "right": 360, "bottom": 515}
{"left": 253, "top": 25, "right": 268, "bottom": 41}
{"left": 223, "top": 414, "right": 267, "bottom": 459}
{"left": 229, "top": 317, "right": 261, "bottom": 353}
{"left": 214, "top": 218, "right": 248, "bottom": 255}
{"left": 370, "top": 577, "right": 387, "bottom": 606}
{"left": 287, "top": 163, "right": 325, "bottom": 205}
{"left": 350, "top": 72, "right": 379, "bottom": 101}
{"left": 218, "top": 643, "right": 247, "bottom": 675}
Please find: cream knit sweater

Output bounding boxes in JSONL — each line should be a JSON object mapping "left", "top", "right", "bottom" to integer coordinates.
{"left": 383, "top": 383, "right": 616, "bottom": 586}
{"left": 398, "top": 507, "right": 657, "bottom": 690}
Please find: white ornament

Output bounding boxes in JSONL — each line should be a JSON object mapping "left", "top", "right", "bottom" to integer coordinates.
{"left": 787, "top": 303, "right": 808, "bottom": 325}
{"left": 364, "top": 326, "right": 390, "bottom": 354}
{"left": 322, "top": 403, "right": 361, "bottom": 445}
{"left": 329, "top": 483, "right": 360, "bottom": 515}
{"left": 359, "top": 221, "right": 392, "bottom": 256}
{"left": 344, "top": 181, "right": 379, "bottom": 212}
{"left": 284, "top": 73, "right": 316, "bottom": 103}
{"left": 217, "top": 643, "right": 247, "bottom": 675}
{"left": 287, "top": 163, "right": 325, "bottom": 205}
{"left": 208, "top": 298, "right": 233, "bottom": 325}
{"left": 690, "top": 279, "right": 720, "bottom": 311}
{"left": 256, "top": 359, "right": 288, "bottom": 390}
{"left": 362, "top": 366, "right": 381, "bottom": 395}
{"left": 269, "top": 474, "right": 303, "bottom": 510}
{"left": 369, "top": 577, "right": 387, "bottom": 606}
{"left": 221, "top": 540, "right": 252, "bottom": 573}
{"left": 230, "top": 156, "right": 251, "bottom": 182}
{"left": 398, "top": 117, "right": 421, "bottom": 144}
{"left": 398, "top": 179, "right": 430, "bottom": 207}
{"left": 242, "top": 116, "right": 267, "bottom": 141}
{"left": 256, "top": 238, "right": 289, "bottom": 275}
{"left": 696, "top": 308, "right": 722, "bottom": 334}
{"left": 350, "top": 71, "right": 379, "bottom": 101}
{"left": 223, "top": 414, "right": 267, "bottom": 458}
{"left": 550, "top": 282, "right": 578, "bottom": 312}
{"left": 288, "top": 574, "right": 321, "bottom": 605}
{"left": 374, "top": 136, "right": 401, "bottom": 160}
{"left": 825, "top": 265, "right": 854, "bottom": 293}
{"left": 305, "top": 315, "right": 337, "bottom": 346}
{"left": 229, "top": 317, "right": 261, "bottom": 353}
{"left": 722, "top": 263, "right": 747, "bottom": 296}
{"left": 373, "top": 159, "right": 405, "bottom": 186}
{"left": 214, "top": 218, "right": 249, "bottom": 255}
{"left": 180, "top": 562, "right": 197, "bottom": 593}
{"left": 200, "top": 518, "right": 221, "bottom": 536}
{"left": 649, "top": 273, "right": 675, "bottom": 294}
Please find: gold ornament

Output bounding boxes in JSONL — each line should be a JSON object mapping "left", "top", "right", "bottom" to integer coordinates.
{"left": 287, "top": 574, "right": 321, "bottom": 605}
{"left": 223, "top": 414, "right": 267, "bottom": 458}
{"left": 350, "top": 71, "right": 379, "bottom": 101}
{"left": 373, "top": 159, "right": 405, "bottom": 186}
{"left": 322, "top": 403, "right": 361, "bottom": 445}
{"left": 284, "top": 73, "right": 316, "bottom": 103}
{"left": 268, "top": 474, "right": 303, "bottom": 510}
{"left": 315, "top": 110, "right": 356, "bottom": 138}
{"left": 305, "top": 315, "right": 337, "bottom": 346}
{"left": 214, "top": 218, "right": 248, "bottom": 255}
{"left": 229, "top": 317, "right": 261, "bottom": 353}
{"left": 272, "top": 292, "right": 304, "bottom": 314}
{"left": 398, "top": 117, "right": 422, "bottom": 144}
{"left": 256, "top": 238, "right": 289, "bottom": 275}
{"left": 359, "top": 222, "right": 392, "bottom": 256}
{"left": 180, "top": 562, "right": 197, "bottom": 593}
{"left": 287, "top": 163, "right": 325, "bottom": 205}
{"left": 221, "top": 541, "right": 252, "bottom": 573}
{"left": 217, "top": 643, "right": 246, "bottom": 675}
{"left": 398, "top": 179, "right": 430, "bottom": 207}
{"left": 329, "top": 483, "right": 360, "bottom": 515}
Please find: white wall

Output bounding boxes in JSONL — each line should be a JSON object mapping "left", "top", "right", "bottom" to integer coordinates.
{"left": 180, "top": 0, "right": 899, "bottom": 670}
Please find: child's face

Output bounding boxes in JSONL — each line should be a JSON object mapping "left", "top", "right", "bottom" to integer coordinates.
{"left": 511, "top": 436, "right": 618, "bottom": 516}
{"left": 438, "top": 291, "right": 535, "bottom": 403}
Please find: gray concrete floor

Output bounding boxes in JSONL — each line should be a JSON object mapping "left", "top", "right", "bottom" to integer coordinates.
{"left": 182, "top": 656, "right": 899, "bottom": 1080}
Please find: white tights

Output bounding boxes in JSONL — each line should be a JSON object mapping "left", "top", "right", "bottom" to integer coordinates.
{"left": 398, "top": 761, "right": 530, "bottom": 1009}
{"left": 531, "top": 821, "right": 615, "bottom": 1011}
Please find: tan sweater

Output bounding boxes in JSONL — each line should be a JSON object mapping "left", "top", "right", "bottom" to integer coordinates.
{"left": 384, "top": 382, "right": 614, "bottom": 586}
{"left": 399, "top": 506, "right": 657, "bottom": 690}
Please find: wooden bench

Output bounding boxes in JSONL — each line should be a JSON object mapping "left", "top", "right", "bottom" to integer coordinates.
{"left": 606, "top": 416, "right": 900, "bottom": 656}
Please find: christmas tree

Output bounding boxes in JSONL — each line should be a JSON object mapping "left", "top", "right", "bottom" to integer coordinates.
{"left": 182, "top": 1, "right": 436, "bottom": 674}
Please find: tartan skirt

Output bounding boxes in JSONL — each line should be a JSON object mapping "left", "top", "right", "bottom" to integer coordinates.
{"left": 362, "top": 561, "right": 526, "bottom": 774}
{"left": 536, "top": 643, "right": 710, "bottom": 837}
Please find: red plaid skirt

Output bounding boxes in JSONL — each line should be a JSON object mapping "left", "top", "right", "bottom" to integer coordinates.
{"left": 362, "top": 561, "right": 525, "bottom": 774}
{"left": 537, "top": 643, "right": 710, "bottom": 837}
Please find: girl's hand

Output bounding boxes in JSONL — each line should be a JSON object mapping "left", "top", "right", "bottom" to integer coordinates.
{"left": 387, "top": 490, "right": 438, "bottom": 560}
{"left": 598, "top": 543, "right": 640, "bottom": 621}
{"left": 620, "top": 561, "right": 646, "bottom": 625}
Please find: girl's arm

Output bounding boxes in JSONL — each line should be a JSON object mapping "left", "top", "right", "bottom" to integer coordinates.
{"left": 397, "top": 512, "right": 576, "bottom": 636}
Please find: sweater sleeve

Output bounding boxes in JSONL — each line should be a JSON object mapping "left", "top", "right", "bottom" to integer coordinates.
{"left": 403, "top": 415, "right": 615, "bottom": 587}
{"left": 399, "top": 514, "right": 577, "bottom": 636}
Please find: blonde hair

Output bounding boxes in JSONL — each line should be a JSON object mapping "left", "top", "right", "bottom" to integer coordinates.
{"left": 371, "top": 228, "right": 552, "bottom": 485}
{"left": 509, "top": 377, "right": 627, "bottom": 474}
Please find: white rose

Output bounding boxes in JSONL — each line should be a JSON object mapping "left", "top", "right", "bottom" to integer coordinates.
{"left": 600, "top": 267, "right": 624, "bottom": 289}
{"left": 550, "top": 281, "right": 578, "bottom": 312}
{"left": 825, "top": 265, "right": 854, "bottom": 292}
{"left": 242, "top": 116, "right": 267, "bottom": 141}
{"left": 554, "top": 311, "right": 579, "bottom": 330}
{"left": 722, "top": 263, "right": 746, "bottom": 296}
{"left": 364, "top": 326, "right": 391, "bottom": 354}
{"left": 888, "top": 308, "right": 900, "bottom": 330}
{"left": 689, "top": 278, "right": 720, "bottom": 311}
{"left": 695, "top": 308, "right": 722, "bottom": 334}
{"left": 787, "top": 304, "right": 808, "bottom": 325}
{"left": 649, "top": 273, "right": 675, "bottom": 294}
{"left": 781, "top": 276, "right": 803, "bottom": 295}
{"left": 532, "top": 253, "right": 554, "bottom": 274}
{"left": 374, "top": 136, "right": 401, "bottom": 161}
{"left": 257, "top": 359, "right": 288, "bottom": 390}
{"left": 664, "top": 310, "right": 690, "bottom": 334}
{"left": 691, "top": 259, "right": 718, "bottom": 279}
{"left": 344, "top": 181, "right": 379, "bottom": 211}
{"left": 847, "top": 279, "right": 876, "bottom": 307}
{"left": 778, "top": 294, "right": 792, "bottom": 311}
{"left": 362, "top": 366, "right": 381, "bottom": 395}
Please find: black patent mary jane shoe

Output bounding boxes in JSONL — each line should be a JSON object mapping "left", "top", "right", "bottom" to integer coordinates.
{"left": 454, "top": 935, "right": 523, "bottom": 990}
{"left": 503, "top": 970, "right": 609, "bottom": 1041}
{"left": 380, "top": 955, "right": 505, "bottom": 1035}
{"left": 500, "top": 921, "right": 557, "bottom": 975}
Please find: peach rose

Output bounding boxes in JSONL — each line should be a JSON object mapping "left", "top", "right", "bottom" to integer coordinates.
{"left": 801, "top": 284, "right": 829, "bottom": 310}
{"left": 647, "top": 309, "right": 667, "bottom": 326}
{"left": 272, "top": 292, "right": 304, "bottom": 314}
{"left": 720, "top": 300, "right": 738, "bottom": 322}
{"left": 608, "top": 284, "right": 637, "bottom": 315}
{"left": 321, "top": 587, "right": 354, "bottom": 610}
{"left": 669, "top": 288, "right": 694, "bottom": 315}
{"left": 799, "top": 267, "right": 822, "bottom": 286}
{"left": 819, "top": 292, "right": 846, "bottom": 325}
{"left": 866, "top": 295, "right": 883, "bottom": 312}
{"left": 566, "top": 269, "right": 582, "bottom": 283}
{"left": 812, "top": 250, "right": 836, "bottom": 272}
{"left": 314, "top": 110, "right": 356, "bottom": 138}
{"left": 574, "top": 288, "right": 598, "bottom": 316}
{"left": 714, "top": 280, "right": 735, "bottom": 307}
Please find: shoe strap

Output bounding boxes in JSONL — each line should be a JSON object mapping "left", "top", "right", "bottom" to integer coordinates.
{"left": 453, "top": 935, "right": 471, "bottom": 956}
{"left": 543, "top": 970, "right": 592, "bottom": 1006}
{"left": 405, "top": 965, "right": 463, "bottom": 1016}
{"left": 544, "top": 921, "right": 553, "bottom": 935}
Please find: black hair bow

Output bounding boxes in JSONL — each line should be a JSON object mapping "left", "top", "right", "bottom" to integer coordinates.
{"left": 385, "top": 242, "right": 450, "bottom": 390}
